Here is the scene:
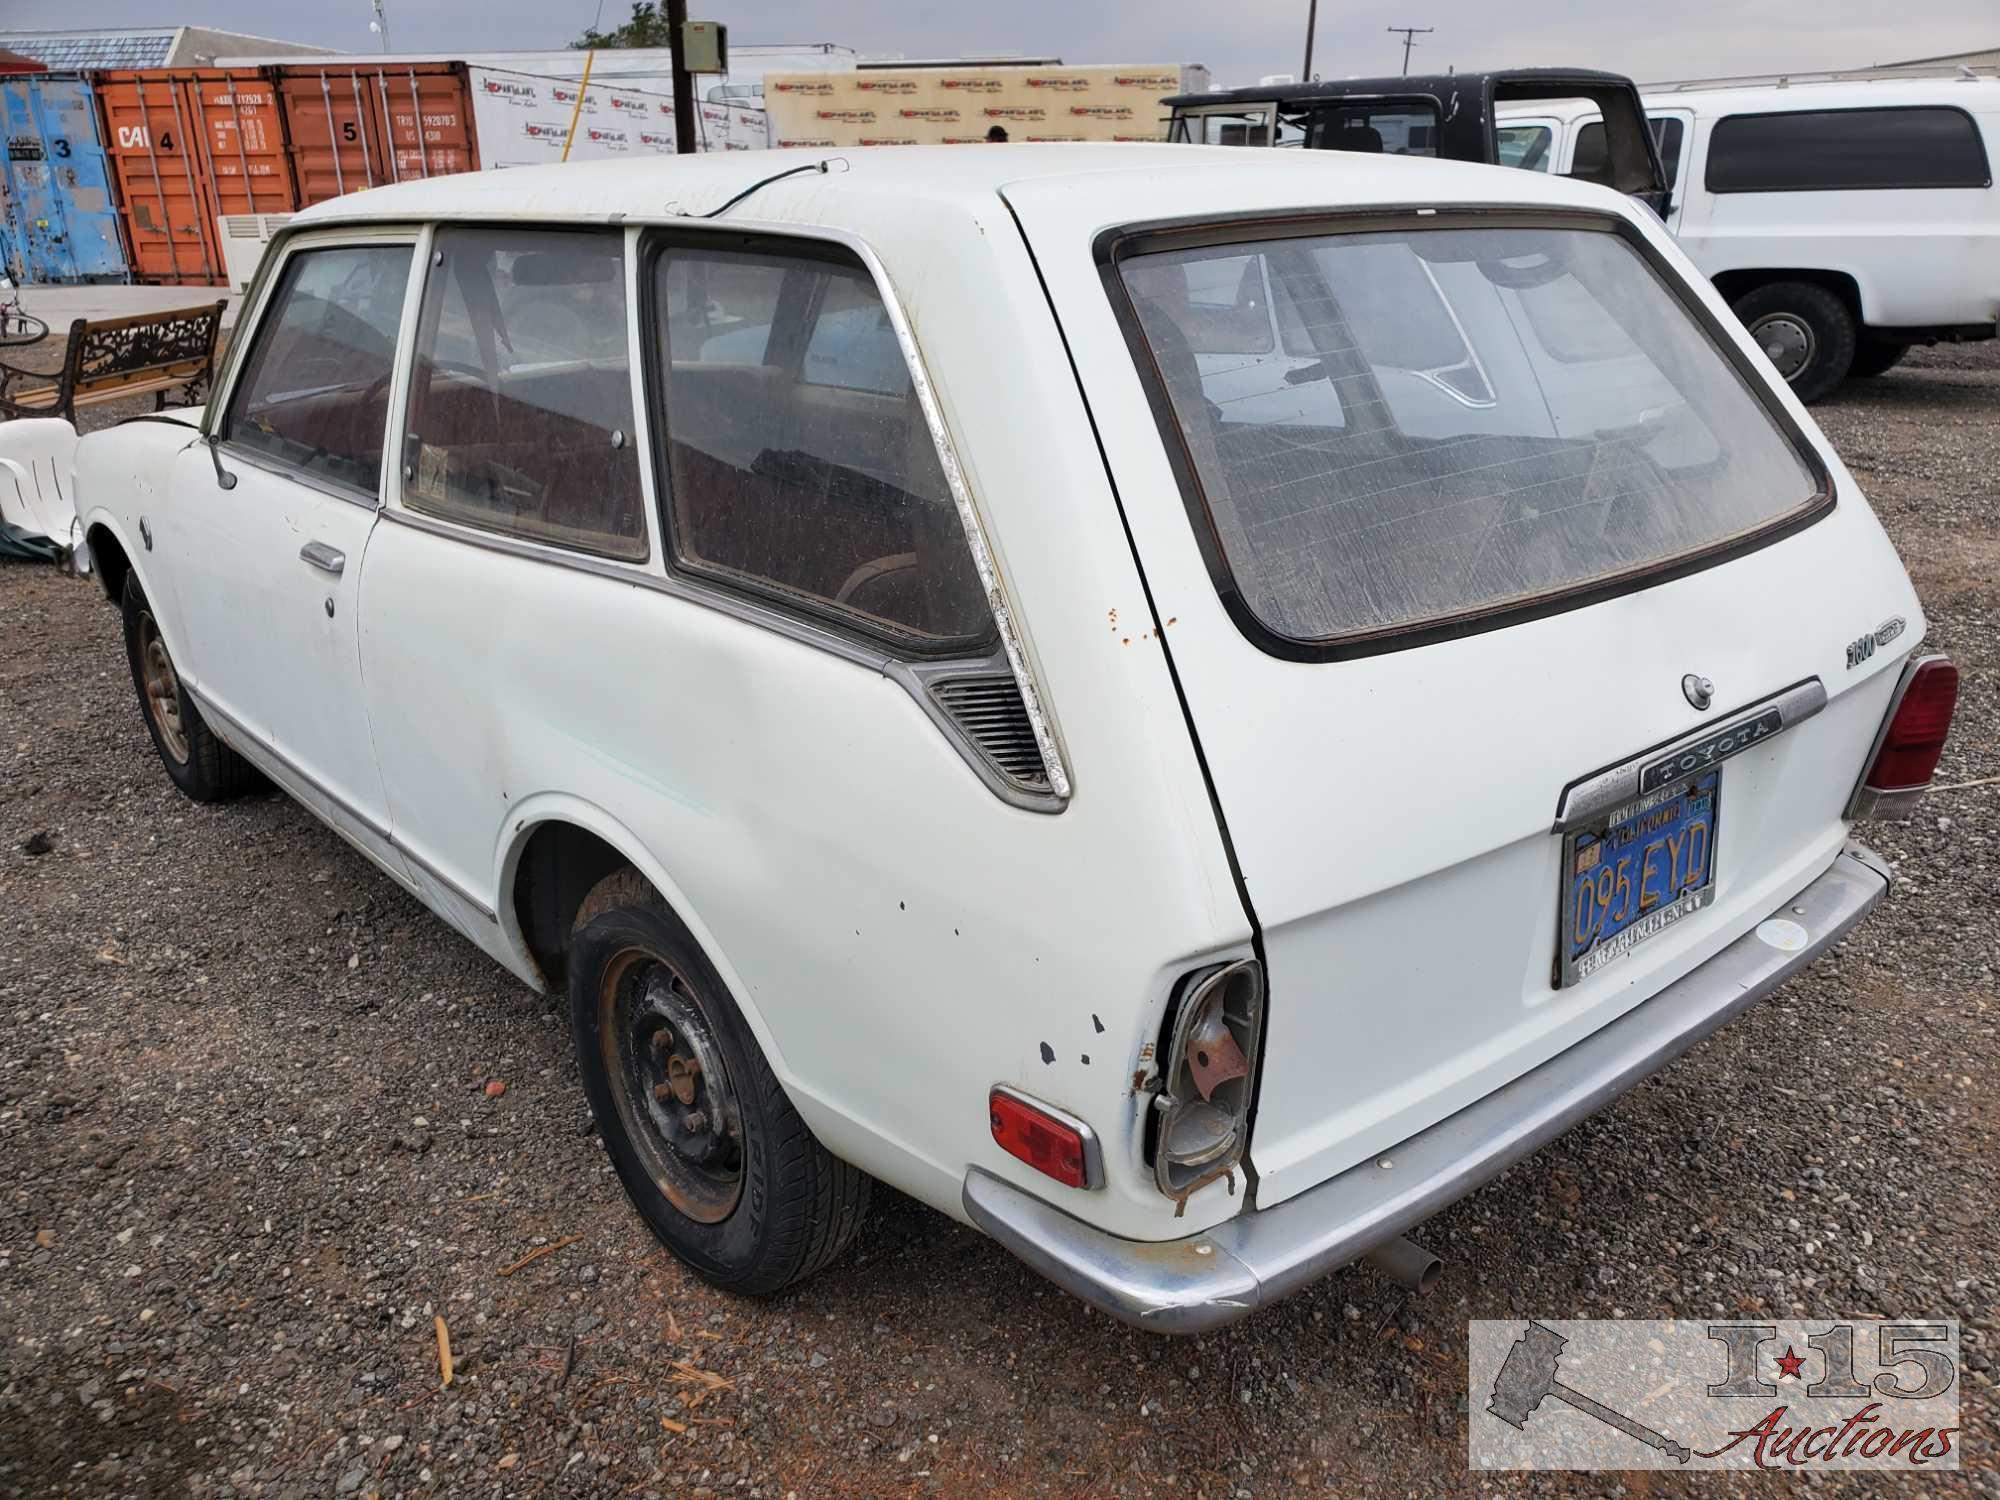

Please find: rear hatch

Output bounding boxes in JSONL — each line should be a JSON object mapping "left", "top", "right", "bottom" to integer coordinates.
{"left": 1006, "top": 169, "right": 1922, "bottom": 1210}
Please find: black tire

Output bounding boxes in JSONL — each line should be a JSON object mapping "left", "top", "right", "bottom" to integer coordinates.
{"left": 120, "top": 574, "right": 256, "bottom": 802}
{"left": 1731, "top": 281, "right": 1856, "bottom": 404}
{"left": 569, "top": 899, "right": 870, "bottom": 1294}
{"left": 1848, "top": 337, "right": 1908, "bottom": 379}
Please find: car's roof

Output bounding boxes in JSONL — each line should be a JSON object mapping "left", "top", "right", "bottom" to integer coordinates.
{"left": 1497, "top": 75, "right": 2000, "bottom": 122}
{"left": 1162, "top": 68, "right": 1638, "bottom": 111}
{"left": 291, "top": 141, "right": 1628, "bottom": 240}
{"left": 1641, "top": 76, "right": 2000, "bottom": 114}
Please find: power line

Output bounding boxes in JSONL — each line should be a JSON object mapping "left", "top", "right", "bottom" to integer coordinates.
{"left": 1386, "top": 25, "right": 1434, "bottom": 75}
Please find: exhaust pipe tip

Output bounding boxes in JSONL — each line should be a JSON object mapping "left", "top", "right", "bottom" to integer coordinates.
{"left": 1362, "top": 1234, "right": 1442, "bottom": 1295}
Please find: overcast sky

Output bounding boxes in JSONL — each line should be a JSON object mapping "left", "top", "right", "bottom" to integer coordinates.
{"left": 6, "top": 0, "right": 1993, "bottom": 86}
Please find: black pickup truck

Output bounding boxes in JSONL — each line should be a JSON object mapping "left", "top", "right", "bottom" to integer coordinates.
{"left": 1163, "top": 68, "right": 1671, "bottom": 216}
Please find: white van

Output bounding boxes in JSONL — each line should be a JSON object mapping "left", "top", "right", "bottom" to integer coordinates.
{"left": 1500, "top": 76, "right": 2000, "bottom": 399}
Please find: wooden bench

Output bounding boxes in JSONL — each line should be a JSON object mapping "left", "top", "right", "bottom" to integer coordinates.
{"left": 0, "top": 301, "right": 227, "bottom": 424}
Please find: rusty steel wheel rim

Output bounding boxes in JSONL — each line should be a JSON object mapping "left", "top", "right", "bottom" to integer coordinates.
{"left": 136, "top": 610, "right": 191, "bottom": 765}
{"left": 599, "top": 948, "right": 744, "bottom": 1224}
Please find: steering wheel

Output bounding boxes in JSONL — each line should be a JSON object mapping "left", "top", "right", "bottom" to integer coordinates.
{"left": 835, "top": 552, "right": 919, "bottom": 607}
{"left": 1475, "top": 252, "right": 1573, "bottom": 291}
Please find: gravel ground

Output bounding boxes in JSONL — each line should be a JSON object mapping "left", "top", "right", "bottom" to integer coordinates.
{"left": 2, "top": 343, "right": 1996, "bottom": 1498}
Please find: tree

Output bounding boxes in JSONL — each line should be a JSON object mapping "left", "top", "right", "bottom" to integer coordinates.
{"left": 572, "top": 2, "right": 672, "bottom": 49}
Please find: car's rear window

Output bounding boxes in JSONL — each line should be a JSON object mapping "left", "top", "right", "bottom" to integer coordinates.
{"left": 1117, "top": 221, "right": 1824, "bottom": 649}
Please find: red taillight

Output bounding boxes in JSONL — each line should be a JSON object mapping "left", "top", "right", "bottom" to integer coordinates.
{"left": 1866, "top": 657, "right": 1958, "bottom": 791}
{"left": 989, "top": 1088, "right": 1095, "bottom": 1189}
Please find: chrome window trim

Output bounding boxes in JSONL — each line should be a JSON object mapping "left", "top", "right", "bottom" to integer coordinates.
{"left": 375, "top": 506, "right": 1066, "bottom": 813}
{"left": 635, "top": 218, "right": 1070, "bottom": 802}
{"left": 834, "top": 228, "right": 1070, "bottom": 801}
{"left": 1552, "top": 677, "right": 1826, "bottom": 832}
{"left": 213, "top": 441, "right": 381, "bottom": 510}
{"left": 265, "top": 209, "right": 1071, "bottom": 810}
{"left": 990, "top": 1084, "right": 1106, "bottom": 1191}
{"left": 398, "top": 223, "right": 653, "bottom": 564}
{"left": 207, "top": 225, "right": 426, "bottom": 507}
{"left": 187, "top": 680, "right": 500, "bottom": 923}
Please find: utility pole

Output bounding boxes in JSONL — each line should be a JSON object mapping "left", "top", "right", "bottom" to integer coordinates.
{"left": 667, "top": 0, "right": 696, "bottom": 155}
{"left": 370, "top": 0, "right": 392, "bottom": 53}
{"left": 1301, "top": 0, "right": 1318, "bottom": 83}
{"left": 1387, "top": 25, "right": 1433, "bottom": 75}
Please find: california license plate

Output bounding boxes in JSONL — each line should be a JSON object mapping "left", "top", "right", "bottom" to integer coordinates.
{"left": 1559, "top": 769, "right": 1720, "bottom": 987}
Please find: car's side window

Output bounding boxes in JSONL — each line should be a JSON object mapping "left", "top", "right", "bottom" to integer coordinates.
{"left": 401, "top": 227, "right": 646, "bottom": 561}
{"left": 223, "top": 243, "right": 412, "bottom": 495}
{"left": 648, "top": 238, "right": 993, "bottom": 653}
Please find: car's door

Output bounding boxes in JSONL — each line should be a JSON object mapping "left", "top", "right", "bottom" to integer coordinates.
{"left": 173, "top": 231, "right": 418, "bottom": 871}
{"left": 359, "top": 224, "right": 655, "bottom": 936}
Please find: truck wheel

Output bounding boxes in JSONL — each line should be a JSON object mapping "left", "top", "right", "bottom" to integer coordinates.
{"left": 120, "top": 574, "right": 255, "bottom": 802}
{"left": 1731, "top": 282, "right": 1855, "bottom": 403}
{"left": 1848, "top": 338, "right": 1908, "bottom": 379}
{"left": 569, "top": 898, "right": 870, "bottom": 1294}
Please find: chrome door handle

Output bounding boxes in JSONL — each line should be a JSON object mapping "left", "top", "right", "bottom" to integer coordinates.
{"left": 299, "top": 541, "right": 346, "bottom": 576}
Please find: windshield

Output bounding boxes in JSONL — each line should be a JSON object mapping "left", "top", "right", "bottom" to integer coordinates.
{"left": 1116, "top": 221, "right": 1823, "bottom": 648}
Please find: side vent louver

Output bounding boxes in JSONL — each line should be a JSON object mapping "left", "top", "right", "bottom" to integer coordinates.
{"left": 930, "top": 674, "right": 1051, "bottom": 793}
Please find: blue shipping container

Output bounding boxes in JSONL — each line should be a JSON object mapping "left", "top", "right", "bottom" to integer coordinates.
{"left": 2, "top": 74, "right": 130, "bottom": 284}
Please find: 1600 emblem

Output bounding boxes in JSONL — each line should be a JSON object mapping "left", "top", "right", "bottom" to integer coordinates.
{"left": 1847, "top": 615, "right": 1907, "bottom": 670}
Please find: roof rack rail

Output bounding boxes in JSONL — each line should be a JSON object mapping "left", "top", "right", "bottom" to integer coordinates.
{"left": 1644, "top": 62, "right": 1998, "bottom": 92}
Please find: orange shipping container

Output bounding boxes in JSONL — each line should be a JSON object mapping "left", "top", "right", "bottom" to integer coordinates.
{"left": 274, "top": 63, "right": 478, "bottom": 208}
{"left": 95, "top": 68, "right": 297, "bottom": 286}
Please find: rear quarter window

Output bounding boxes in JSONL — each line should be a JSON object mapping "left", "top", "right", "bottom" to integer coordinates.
{"left": 648, "top": 237, "right": 993, "bottom": 654}
{"left": 1113, "top": 218, "right": 1828, "bottom": 654}
{"left": 1704, "top": 106, "right": 1992, "bottom": 193}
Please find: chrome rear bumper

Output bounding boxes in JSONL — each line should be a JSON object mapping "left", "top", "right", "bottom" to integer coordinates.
{"left": 963, "top": 840, "right": 1890, "bottom": 1334}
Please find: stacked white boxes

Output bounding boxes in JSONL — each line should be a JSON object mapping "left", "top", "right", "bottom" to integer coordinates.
{"left": 764, "top": 63, "right": 1210, "bottom": 147}
{"left": 467, "top": 67, "right": 769, "bottom": 164}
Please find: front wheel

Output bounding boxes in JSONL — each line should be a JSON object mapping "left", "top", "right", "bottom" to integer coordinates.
{"left": 120, "top": 574, "right": 256, "bottom": 802}
{"left": 1731, "top": 281, "right": 1856, "bottom": 404}
{"left": 569, "top": 898, "right": 870, "bottom": 1294}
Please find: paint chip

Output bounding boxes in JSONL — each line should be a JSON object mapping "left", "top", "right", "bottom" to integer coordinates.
{"left": 1092, "top": 1013, "right": 1105, "bottom": 1034}
{"left": 1039, "top": 1042, "right": 1054, "bottom": 1065}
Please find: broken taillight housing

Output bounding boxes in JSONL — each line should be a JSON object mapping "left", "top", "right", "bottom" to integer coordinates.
{"left": 1151, "top": 959, "right": 1263, "bottom": 1206}
{"left": 1847, "top": 654, "right": 1958, "bottom": 822}
{"left": 989, "top": 1086, "right": 1100, "bottom": 1189}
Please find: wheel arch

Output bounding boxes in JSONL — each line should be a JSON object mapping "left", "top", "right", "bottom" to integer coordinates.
{"left": 85, "top": 515, "right": 193, "bottom": 670}
{"left": 497, "top": 796, "right": 792, "bottom": 1075}
{"left": 1712, "top": 267, "right": 1867, "bottom": 322}
{"left": 84, "top": 518, "right": 135, "bottom": 608}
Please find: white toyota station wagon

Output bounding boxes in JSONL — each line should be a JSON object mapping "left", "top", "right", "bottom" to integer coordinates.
{"left": 75, "top": 145, "right": 1957, "bottom": 1331}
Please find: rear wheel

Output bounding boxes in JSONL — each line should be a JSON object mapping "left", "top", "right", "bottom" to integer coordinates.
{"left": 1731, "top": 281, "right": 1856, "bottom": 404}
{"left": 569, "top": 897, "right": 870, "bottom": 1294}
{"left": 1848, "top": 337, "right": 1909, "bottom": 379}
{"left": 120, "top": 574, "right": 255, "bottom": 802}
